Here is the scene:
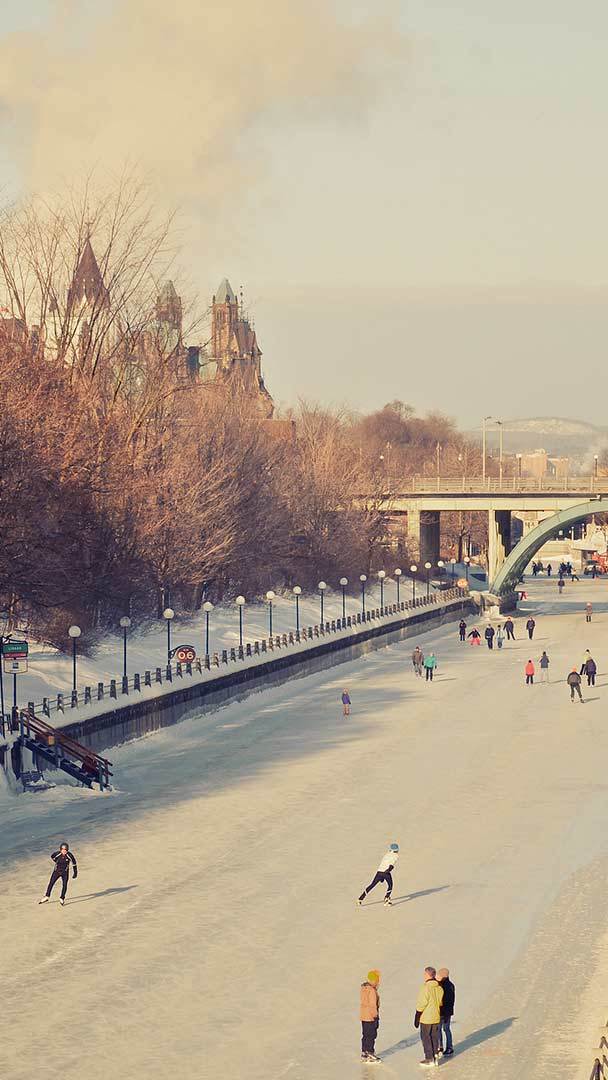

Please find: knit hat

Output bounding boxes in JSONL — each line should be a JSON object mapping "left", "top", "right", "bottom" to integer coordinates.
{"left": 367, "top": 970, "right": 380, "bottom": 984}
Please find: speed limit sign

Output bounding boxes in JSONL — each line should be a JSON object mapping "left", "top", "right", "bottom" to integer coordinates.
{"left": 173, "top": 644, "right": 196, "bottom": 663}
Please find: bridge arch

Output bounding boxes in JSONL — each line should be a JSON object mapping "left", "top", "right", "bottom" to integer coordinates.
{"left": 491, "top": 499, "right": 607, "bottom": 595}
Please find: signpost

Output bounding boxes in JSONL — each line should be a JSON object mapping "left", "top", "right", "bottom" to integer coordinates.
{"left": 170, "top": 644, "right": 196, "bottom": 664}
{"left": 0, "top": 640, "right": 28, "bottom": 729}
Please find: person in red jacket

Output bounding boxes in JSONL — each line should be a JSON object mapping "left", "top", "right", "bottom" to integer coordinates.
{"left": 525, "top": 659, "right": 535, "bottom": 685}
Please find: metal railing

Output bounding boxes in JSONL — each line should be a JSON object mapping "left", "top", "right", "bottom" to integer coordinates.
{"left": 382, "top": 476, "right": 608, "bottom": 495}
{"left": 588, "top": 1027, "right": 608, "bottom": 1079}
{"left": 29, "top": 587, "right": 468, "bottom": 719}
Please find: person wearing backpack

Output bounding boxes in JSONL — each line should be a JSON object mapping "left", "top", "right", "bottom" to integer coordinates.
{"left": 584, "top": 656, "right": 597, "bottom": 687}
{"left": 567, "top": 668, "right": 584, "bottom": 703}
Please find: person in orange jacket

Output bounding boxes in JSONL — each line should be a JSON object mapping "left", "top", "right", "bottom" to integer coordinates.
{"left": 525, "top": 659, "right": 535, "bottom": 685}
{"left": 360, "top": 970, "right": 381, "bottom": 1063}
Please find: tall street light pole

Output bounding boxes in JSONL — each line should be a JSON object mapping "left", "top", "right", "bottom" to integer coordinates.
{"left": 68, "top": 625, "right": 81, "bottom": 693}
{"left": 450, "top": 557, "right": 456, "bottom": 583}
{"left": 339, "top": 578, "right": 348, "bottom": 620}
{"left": 425, "top": 561, "right": 432, "bottom": 598}
{"left": 266, "top": 591, "right": 275, "bottom": 637}
{"left": 497, "top": 420, "right": 504, "bottom": 486}
{"left": 235, "top": 596, "right": 245, "bottom": 649}
{"left": 378, "top": 570, "right": 386, "bottom": 610}
{"left": 119, "top": 616, "right": 131, "bottom": 680}
{"left": 394, "top": 568, "right": 402, "bottom": 604}
{"left": 360, "top": 574, "right": 367, "bottom": 615}
{"left": 410, "top": 564, "right": 417, "bottom": 602}
{"left": 464, "top": 556, "right": 471, "bottom": 582}
{"left": 482, "top": 415, "right": 492, "bottom": 484}
{"left": 163, "top": 608, "right": 175, "bottom": 662}
{"left": 292, "top": 586, "right": 301, "bottom": 633}
{"left": 203, "top": 601, "right": 214, "bottom": 657}
{"left": 318, "top": 582, "right": 327, "bottom": 625}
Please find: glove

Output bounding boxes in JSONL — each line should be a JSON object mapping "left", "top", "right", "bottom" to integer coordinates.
{"left": 73, "top": 871, "right": 78, "bottom": 880}
{"left": 414, "top": 1011, "right": 421, "bottom": 1029}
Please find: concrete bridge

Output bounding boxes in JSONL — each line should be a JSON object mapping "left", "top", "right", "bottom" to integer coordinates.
{"left": 372, "top": 476, "right": 608, "bottom": 588}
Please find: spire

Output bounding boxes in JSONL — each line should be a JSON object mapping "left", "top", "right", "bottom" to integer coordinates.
{"left": 215, "top": 278, "right": 236, "bottom": 304}
{"left": 68, "top": 238, "right": 109, "bottom": 309}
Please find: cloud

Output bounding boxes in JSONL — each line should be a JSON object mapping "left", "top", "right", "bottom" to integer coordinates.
{"left": 0, "top": 0, "right": 403, "bottom": 213}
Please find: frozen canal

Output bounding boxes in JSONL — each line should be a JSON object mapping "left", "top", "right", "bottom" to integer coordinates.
{"left": 1, "top": 577, "right": 607, "bottom": 1080}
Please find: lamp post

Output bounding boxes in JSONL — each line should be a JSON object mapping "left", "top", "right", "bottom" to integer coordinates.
{"left": 424, "top": 561, "right": 432, "bottom": 598}
{"left": 119, "top": 616, "right": 131, "bottom": 679}
{"left": 437, "top": 559, "right": 445, "bottom": 575}
{"left": 265, "top": 591, "right": 275, "bottom": 637}
{"left": 450, "top": 557, "right": 457, "bottom": 582}
{"left": 436, "top": 442, "right": 441, "bottom": 479}
{"left": 163, "top": 607, "right": 175, "bottom": 662}
{"left": 360, "top": 574, "right": 367, "bottom": 615}
{"left": 594, "top": 454, "right": 599, "bottom": 481}
{"left": 68, "top": 625, "right": 81, "bottom": 692}
{"left": 464, "top": 556, "right": 471, "bottom": 582}
{"left": 339, "top": 577, "right": 348, "bottom": 620}
{"left": 318, "top": 581, "right": 327, "bottom": 625}
{"left": 482, "top": 415, "right": 492, "bottom": 483}
{"left": 497, "top": 420, "right": 504, "bottom": 485}
{"left": 410, "top": 564, "right": 418, "bottom": 602}
{"left": 516, "top": 453, "right": 522, "bottom": 481}
{"left": 394, "top": 567, "right": 402, "bottom": 604}
{"left": 203, "top": 601, "right": 213, "bottom": 657}
{"left": 292, "top": 586, "right": 302, "bottom": 633}
{"left": 378, "top": 570, "right": 386, "bottom": 610}
{"left": 235, "top": 596, "right": 245, "bottom": 649}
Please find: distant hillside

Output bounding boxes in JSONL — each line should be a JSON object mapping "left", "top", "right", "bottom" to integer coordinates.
{"left": 466, "top": 417, "right": 608, "bottom": 463}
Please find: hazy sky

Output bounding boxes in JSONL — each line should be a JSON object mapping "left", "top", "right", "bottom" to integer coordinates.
{"left": 1, "top": 1, "right": 608, "bottom": 427}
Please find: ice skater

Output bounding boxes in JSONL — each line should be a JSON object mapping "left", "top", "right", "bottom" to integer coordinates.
{"left": 496, "top": 625, "right": 505, "bottom": 650}
{"left": 539, "top": 651, "right": 550, "bottom": 683}
{"left": 39, "top": 843, "right": 78, "bottom": 907}
{"left": 504, "top": 617, "right": 515, "bottom": 641}
{"left": 341, "top": 689, "right": 351, "bottom": 716}
{"left": 357, "top": 844, "right": 399, "bottom": 907}
{"left": 360, "top": 969, "right": 381, "bottom": 1063}
{"left": 424, "top": 652, "right": 437, "bottom": 681}
{"left": 467, "top": 627, "right": 481, "bottom": 646}
{"left": 484, "top": 625, "right": 495, "bottom": 650}
{"left": 458, "top": 619, "right": 467, "bottom": 642}
{"left": 525, "top": 659, "right": 535, "bottom": 685}
{"left": 412, "top": 646, "right": 424, "bottom": 677}
{"left": 567, "top": 668, "right": 584, "bottom": 703}
{"left": 526, "top": 617, "right": 536, "bottom": 640}
{"left": 585, "top": 602, "right": 593, "bottom": 623}
{"left": 414, "top": 966, "right": 444, "bottom": 1068}
{"left": 438, "top": 968, "right": 456, "bottom": 1057}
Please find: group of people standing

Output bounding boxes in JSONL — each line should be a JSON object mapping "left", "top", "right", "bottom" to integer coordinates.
{"left": 458, "top": 615, "right": 529, "bottom": 650}
{"left": 359, "top": 965, "right": 456, "bottom": 1067}
{"left": 411, "top": 646, "right": 438, "bottom": 681}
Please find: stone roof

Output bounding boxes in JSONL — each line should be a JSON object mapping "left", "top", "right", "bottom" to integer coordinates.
{"left": 215, "top": 278, "right": 236, "bottom": 303}
{"left": 68, "top": 239, "right": 109, "bottom": 309}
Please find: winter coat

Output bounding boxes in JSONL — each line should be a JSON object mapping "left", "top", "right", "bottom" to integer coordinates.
{"left": 377, "top": 849, "right": 399, "bottom": 873}
{"left": 415, "top": 979, "right": 444, "bottom": 1024}
{"left": 525, "top": 661, "right": 535, "bottom": 676}
{"left": 423, "top": 654, "right": 437, "bottom": 670}
{"left": 412, "top": 648, "right": 424, "bottom": 666}
{"left": 586, "top": 604, "right": 593, "bottom": 614}
{"left": 526, "top": 619, "right": 536, "bottom": 630}
{"left": 496, "top": 629, "right": 505, "bottom": 643}
{"left": 50, "top": 850, "right": 78, "bottom": 877}
{"left": 539, "top": 654, "right": 549, "bottom": 669}
{"left": 484, "top": 627, "right": 495, "bottom": 640}
{"left": 360, "top": 982, "right": 380, "bottom": 1022}
{"left": 341, "top": 693, "right": 351, "bottom": 705}
{"left": 504, "top": 619, "right": 514, "bottom": 631}
{"left": 585, "top": 658, "right": 597, "bottom": 675}
{"left": 467, "top": 629, "right": 481, "bottom": 640}
{"left": 438, "top": 977, "right": 455, "bottom": 1019}
{"left": 567, "top": 671, "right": 581, "bottom": 687}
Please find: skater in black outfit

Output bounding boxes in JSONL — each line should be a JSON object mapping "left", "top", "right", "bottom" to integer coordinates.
{"left": 357, "top": 844, "right": 399, "bottom": 906}
{"left": 458, "top": 620, "right": 466, "bottom": 642}
{"left": 504, "top": 617, "right": 515, "bottom": 641}
{"left": 484, "top": 626, "right": 495, "bottom": 650}
{"left": 39, "top": 843, "right": 77, "bottom": 906}
{"left": 526, "top": 617, "right": 536, "bottom": 640}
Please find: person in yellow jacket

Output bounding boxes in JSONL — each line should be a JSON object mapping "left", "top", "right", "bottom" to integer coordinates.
{"left": 360, "top": 970, "right": 381, "bottom": 1063}
{"left": 414, "top": 966, "right": 444, "bottom": 1067}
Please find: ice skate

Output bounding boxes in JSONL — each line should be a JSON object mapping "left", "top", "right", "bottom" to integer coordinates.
{"left": 366, "top": 1053, "right": 382, "bottom": 1064}
{"left": 383, "top": 896, "right": 392, "bottom": 906}
{"left": 60, "top": 898, "right": 65, "bottom": 906}
{"left": 38, "top": 896, "right": 49, "bottom": 905}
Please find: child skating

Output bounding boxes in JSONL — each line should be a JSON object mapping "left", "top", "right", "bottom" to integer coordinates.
{"left": 341, "top": 689, "right": 351, "bottom": 716}
{"left": 39, "top": 843, "right": 78, "bottom": 906}
{"left": 357, "top": 844, "right": 399, "bottom": 907}
{"left": 360, "top": 969, "right": 381, "bottom": 1063}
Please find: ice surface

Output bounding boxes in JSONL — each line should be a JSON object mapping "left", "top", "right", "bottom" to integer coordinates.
{"left": 0, "top": 577, "right": 604, "bottom": 1080}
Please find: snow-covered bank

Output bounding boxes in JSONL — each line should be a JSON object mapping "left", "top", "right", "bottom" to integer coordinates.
{"left": 0, "top": 577, "right": 605, "bottom": 1079}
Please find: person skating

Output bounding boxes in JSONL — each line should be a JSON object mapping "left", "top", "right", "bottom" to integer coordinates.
{"left": 547, "top": 563, "right": 552, "bottom": 577}
{"left": 580, "top": 650, "right": 592, "bottom": 676}
{"left": 360, "top": 970, "right": 381, "bottom": 1063}
{"left": 414, "top": 966, "right": 444, "bottom": 1068}
{"left": 496, "top": 625, "right": 505, "bottom": 650}
{"left": 437, "top": 968, "right": 455, "bottom": 1057}
{"left": 558, "top": 577, "right": 565, "bottom": 594}
{"left": 458, "top": 620, "right": 467, "bottom": 642}
{"left": 525, "top": 659, "right": 535, "bottom": 685}
{"left": 539, "top": 651, "right": 550, "bottom": 683}
{"left": 39, "top": 843, "right": 78, "bottom": 906}
{"left": 467, "top": 627, "right": 481, "bottom": 646}
{"left": 341, "top": 689, "right": 351, "bottom": 716}
{"left": 412, "top": 646, "right": 424, "bottom": 677}
{"left": 504, "top": 617, "right": 515, "bottom": 641}
{"left": 567, "top": 668, "right": 584, "bottom": 703}
{"left": 584, "top": 655, "right": 597, "bottom": 686}
{"left": 484, "top": 625, "right": 495, "bottom": 650}
{"left": 526, "top": 617, "right": 536, "bottom": 640}
{"left": 357, "top": 844, "right": 399, "bottom": 906}
{"left": 423, "top": 652, "right": 437, "bottom": 681}
{"left": 586, "top": 602, "right": 593, "bottom": 623}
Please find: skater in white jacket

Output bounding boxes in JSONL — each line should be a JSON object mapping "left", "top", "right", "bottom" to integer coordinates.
{"left": 357, "top": 844, "right": 399, "bottom": 906}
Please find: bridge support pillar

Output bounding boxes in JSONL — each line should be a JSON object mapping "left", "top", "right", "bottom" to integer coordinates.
{"left": 406, "top": 508, "right": 421, "bottom": 559}
{"left": 488, "top": 509, "right": 512, "bottom": 584}
{"left": 420, "top": 510, "right": 440, "bottom": 567}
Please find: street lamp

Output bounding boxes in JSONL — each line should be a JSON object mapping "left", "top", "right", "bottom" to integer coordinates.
{"left": 203, "top": 601, "right": 214, "bottom": 657}
{"left": 292, "top": 586, "right": 302, "bottom": 633}
{"left": 318, "top": 581, "right": 327, "bottom": 625}
{"left": 410, "top": 564, "right": 418, "bottom": 602}
{"left": 437, "top": 559, "right": 445, "bottom": 575}
{"left": 360, "top": 574, "right": 367, "bottom": 615}
{"left": 119, "top": 616, "right": 131, "bottom": 680}
{"left": 394, "top": 567, "right": 402, "bottom": 604}
{"left": 485, "top": 412, "right": 494, "bottom": 481}
{"left": 378, "top": 569, "right": 386, "bottom": 610}
{"left": 266, "top": 591, "right": 275, "bottom": 637}
{"left": 163, "top": 607, "right": 175, "bottom": 662}
{"left": 464, "top": 556, "right": 471, "bottom": 582}
{"left": 594, "top": 454, "right": 599, "bottom": 480}
{"left": 496, "top": 420, "right": 504, "bottom": 485}
{"left": 516, "top": 453, "right": 522, "bottom": 481}
{"left": 424, "top": 561, "right": 432, "bottom": 598}
{"left": 450, "top": 557, "right": 457, "bottom": 582}
{"left": 235, "top": 596, "right": 245, "bottom": 649}
{"left": 68, "top": 625, "right": 81, "bottom": 692}
{"left": 339, "top": 577, "right": 348, "bottom": 620}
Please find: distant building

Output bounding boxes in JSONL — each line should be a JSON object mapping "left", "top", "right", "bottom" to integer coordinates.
{"left": 204, "top": 278, "right": 273, "bottom": 417}
{"left": 518, "top": 448, "right": 569, "bottom": 480}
